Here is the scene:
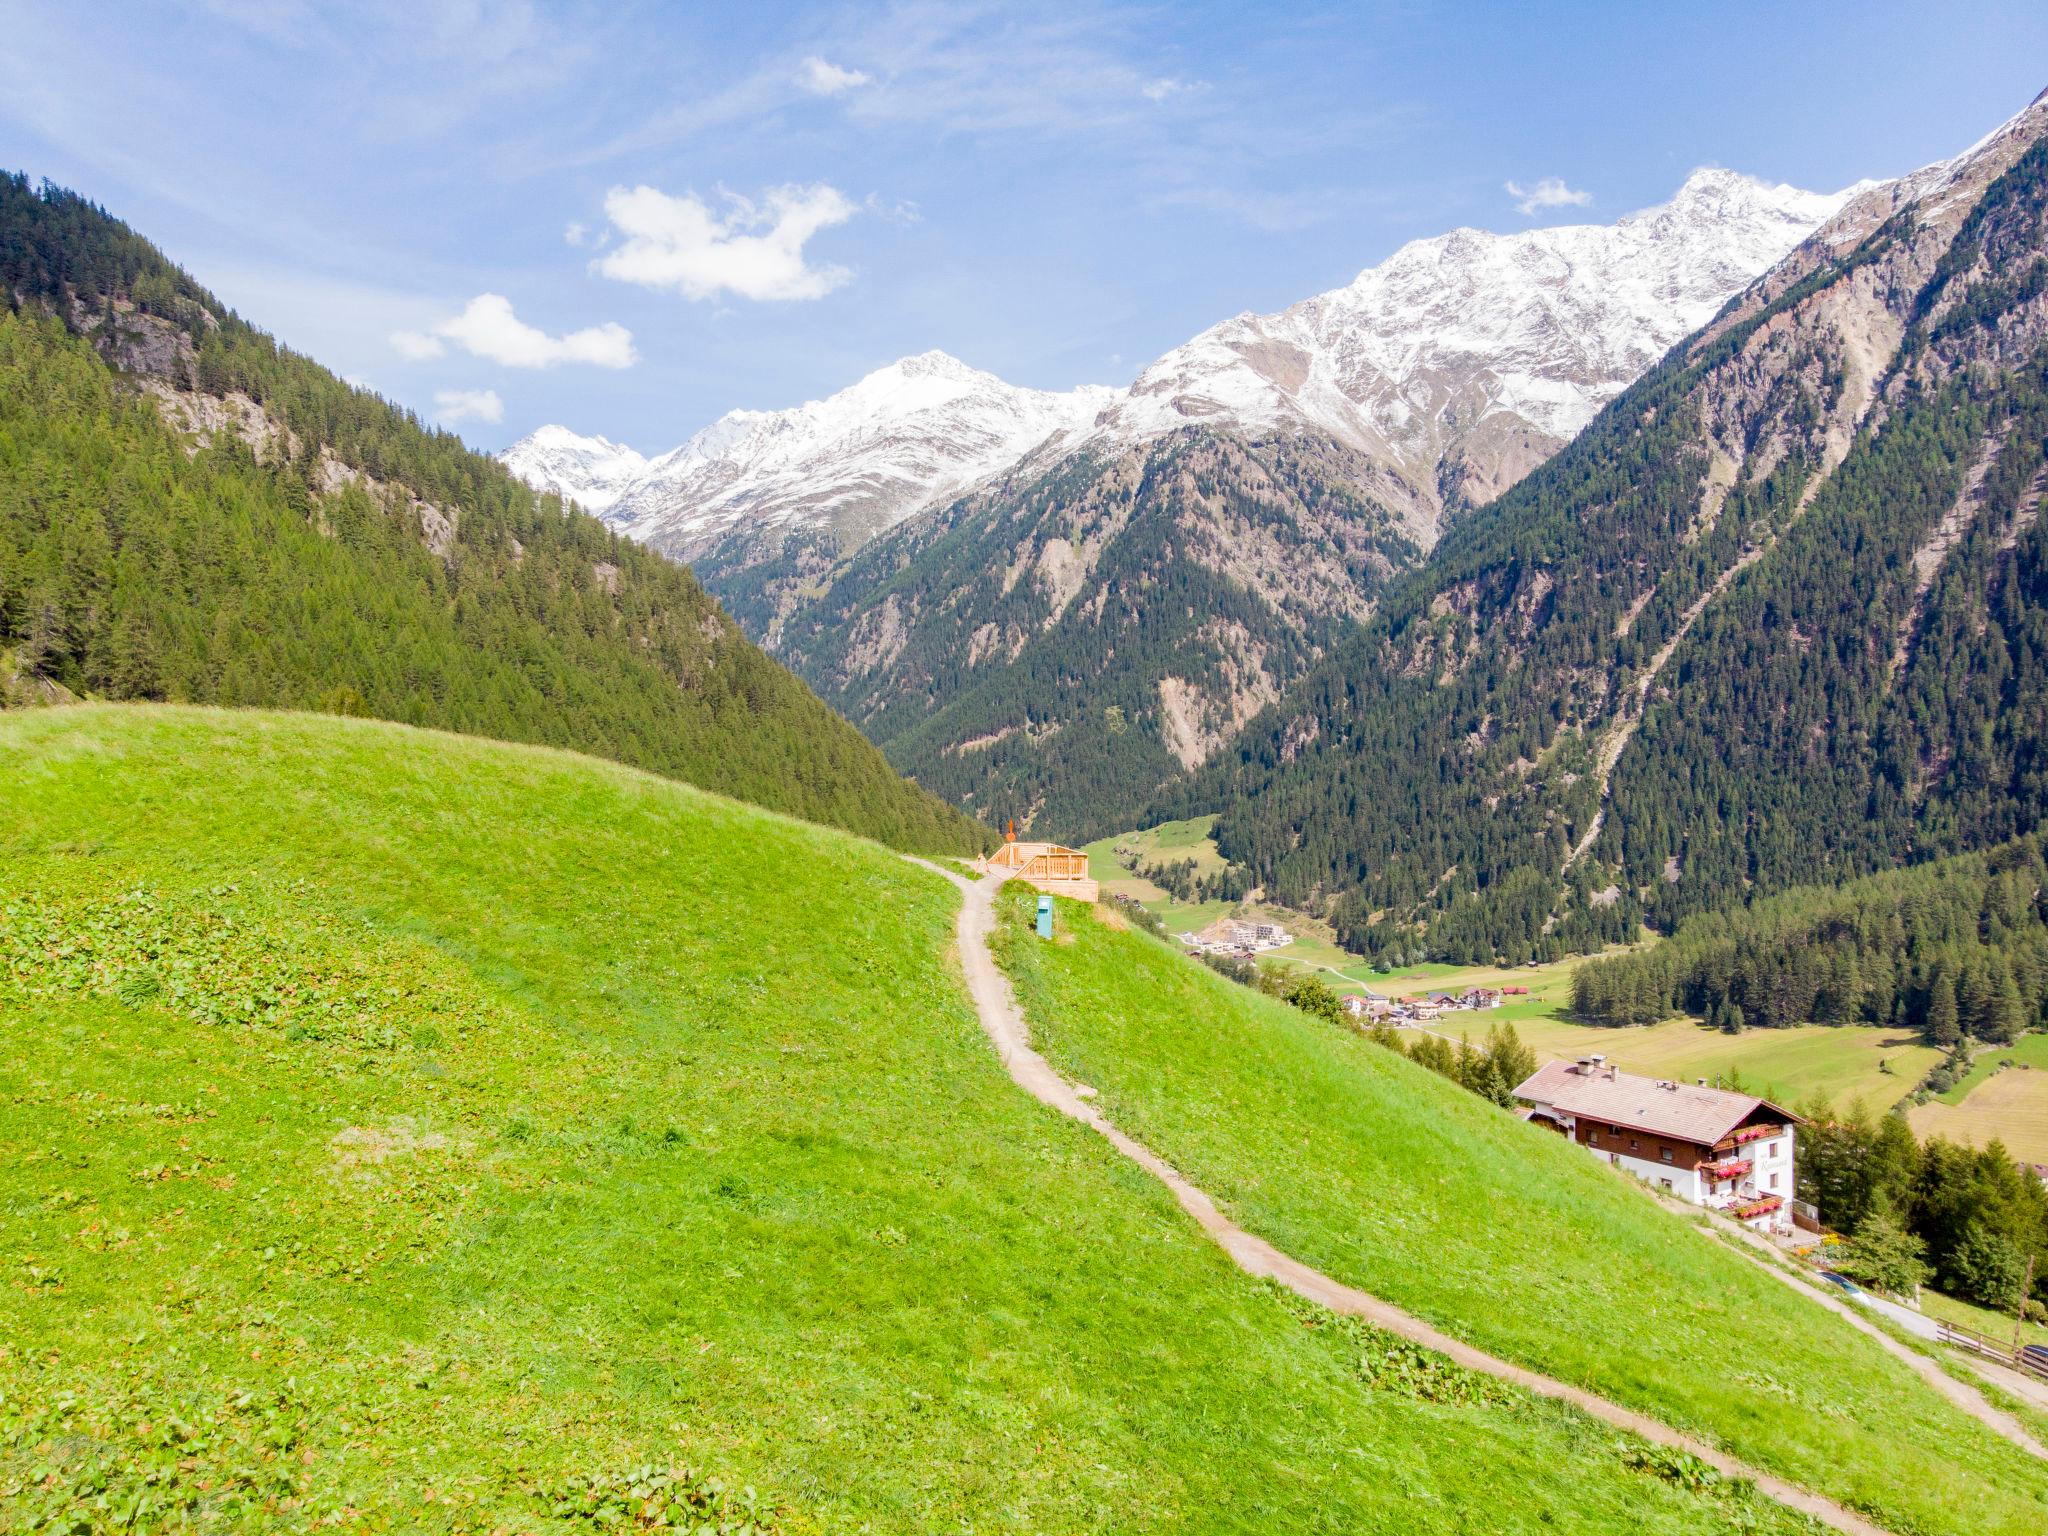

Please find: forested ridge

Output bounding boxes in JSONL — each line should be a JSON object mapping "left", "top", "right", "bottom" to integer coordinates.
{"left": 775, "top": 429, "right": 1417, "bottom": 839}
{"left": 1573, "top": 835, "right": 2048, "bottom": 1042}
{"left": 1173, "top": 100, "right": 2048, "bottom": 965}
{"left": 0, "top": 174, "right": 990, "bottom": 854}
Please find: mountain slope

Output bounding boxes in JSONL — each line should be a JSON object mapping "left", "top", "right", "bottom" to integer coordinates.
{"left": 0, "top": 173, "right": 987, "bottom": 853}
{"left": 773, "top": 429, "right": 1419, "bottom": 836}
{"left": 1184, "top": 90, "right": 2048, "bottom": 961}
{"left": 744, "top": 170, "right": 1854, "bottom": 835}
{"left": 0, "top": 704, "right": 1855, "bottom": 1536}
{"left": 1099, "top": 168, "right": 1860, "bottom": 541}
{"left": 994, "top": 882, "right": 2048, "bottom": 1536}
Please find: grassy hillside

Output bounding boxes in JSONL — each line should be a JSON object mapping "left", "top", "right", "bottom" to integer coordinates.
{"left": 0, "top": 173, "right": 986, "bottom": 854}
{"left": 0, "top": 706, "right": 1839, "bottom": 1534}
{"left": 993, "top": 888, "right": 2048, "bottom": 1536}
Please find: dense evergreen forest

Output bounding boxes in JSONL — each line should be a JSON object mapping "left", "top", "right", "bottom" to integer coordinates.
{"left": 1801, "top": 1106, "right": 2048, "bottom": 1315}
{"left": 1173, "top": 112, "right": 2048, "bottom": 966}
{"left": 1572, "top": 836, "right": 2048, "bottom": 1043}
{"left": 0, "top": 175, "right": 990, "bottom": 854}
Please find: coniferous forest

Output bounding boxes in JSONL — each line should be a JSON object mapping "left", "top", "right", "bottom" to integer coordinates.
{"left": 0, "top": 175, "right": 990, "bottom": 854}
{"left": 1180, "top": 134, "right": 2048, "bottom": 965}
{"left": 1572, "top": 835, "right": 2048, "bottom": 1041}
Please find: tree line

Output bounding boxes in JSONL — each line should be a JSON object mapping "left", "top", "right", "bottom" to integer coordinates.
{"left": 1802, "top": 1103, "right": 2047, "bottom": 1316}
{"left": 0, "top": 174, "right": 989, "bottom": 855}
{"left": 1190, "top": 945, "right": 1538, "bottom": 1109}
{"left": 1570, "top": 836, "right": 2048, "bottom": 1050}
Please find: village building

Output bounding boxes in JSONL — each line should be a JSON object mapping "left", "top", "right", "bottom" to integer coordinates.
{"left": 1513, "top": 1057, "right": 1801, "bottom": 1233}
{"left": 983, "top": 834, "right": 1098, "bottom": 901}
{"left": 1182, "top": 916, "right": 1293, "bottom": 954}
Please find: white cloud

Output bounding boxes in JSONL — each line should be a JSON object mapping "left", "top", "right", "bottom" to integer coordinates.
{"left": 433, "top": 387, "right": 503, "bottom": 424}
{"left": 798, "top": 56, "right": 870, "bottom": 95}
{"left": 391, "top": 293, "right": 636, "bottom": 368}
{"left": 594, "top": 183, "right": 858, "bottom": 303}
{"left": 564, "top": 220, "right": 587, "bottom": 246}
{"left": 391, "top": 328, "right": 448, "bottom": 361}
{"left": 1506, "top": 177, "right": 1593, "bottom": 216}
{"left": 1141, "top": 77, "right": 1194, "bottom": 103}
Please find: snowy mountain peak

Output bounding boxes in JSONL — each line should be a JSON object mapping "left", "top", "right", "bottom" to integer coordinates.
{"left": 1095, "top": 166, "right": 1865, "bottom": 532}
{"left": 500, "top": 425, "right": 649, "bottom": 515}
{"left": 503, "top": 164, "right": 1864, "bottom": 570}
{"left": 505, "top": 351, "right": 1115, "bottom": 564}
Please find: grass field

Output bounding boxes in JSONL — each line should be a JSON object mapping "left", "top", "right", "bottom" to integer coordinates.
{"left": 994, "top": 888, "right": 2048, "bottom": 1536}
{"left": 1499, "top": 1015, "right": 1942, "bottom": 1112}
{"left": 1918, "top": 1287, "right": 2048, "bottom": 1351}
{"left": 1932, "top": 1029, "right": 2048, "bottom": 1104}
{"left": 0, "top": 705, "right": 1842, "bottom": 1535}
{"left": 1911, "top": 1036, "right": 2048, "bottom": 1163}
{"left": 1086, "top": 821, "right": 1589, "bottom": 1003}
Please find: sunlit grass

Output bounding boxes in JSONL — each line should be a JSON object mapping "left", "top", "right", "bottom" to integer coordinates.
{"left": 0, "top": 704, "right": 1826, "bottom": 1534}
{"left": 995, "top": 887, "right": 2048, "bottom": 1536}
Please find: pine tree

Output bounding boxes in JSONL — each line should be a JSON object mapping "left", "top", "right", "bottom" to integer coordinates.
{"left": 1927, "top": 972, "right": 1961, "bottom": 1046}
{"left": 1837, "top": 1200, "right": 1929, "bottom": 1299}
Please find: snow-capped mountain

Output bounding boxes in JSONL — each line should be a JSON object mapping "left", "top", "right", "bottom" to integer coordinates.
{"left": 509, "top": 168, "right": 1858, "bottom": 568}
{"left": 500, "top": 425, "right": 649, "bottom": 515}
{"left": 1095, "top": 168, "right": 1865, "bottom": 533}
{"left": 513, "top": 353, "right": 1115, "bottom": 562}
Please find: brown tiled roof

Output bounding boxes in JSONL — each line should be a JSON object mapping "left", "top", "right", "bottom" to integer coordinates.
{"left": 1514, "top": 1060, "right": 1800, "bottom": 1147}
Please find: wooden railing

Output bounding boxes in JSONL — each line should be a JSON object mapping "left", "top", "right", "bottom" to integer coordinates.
{"left": 1937, "top": 1319, "right": 2048, "bottom": 1383}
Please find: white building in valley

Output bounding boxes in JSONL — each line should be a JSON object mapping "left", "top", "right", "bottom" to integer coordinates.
{"left": 1514, "top": 1058, "right": 1801, "bottom": 1233}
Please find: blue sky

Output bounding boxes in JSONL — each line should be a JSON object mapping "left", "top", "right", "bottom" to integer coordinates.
{"left": 3, "top": 2, "right": 2043, "bottom": 451}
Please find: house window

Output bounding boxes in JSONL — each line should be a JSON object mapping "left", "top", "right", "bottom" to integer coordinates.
{"left": 1769, "top": 1172, "right": 1779, "bottom": 1189}
{"left": 1589, "top": 1130, "right": 1600, "bottom": 1146}
{"left": 1660, "top": 1178, "right": 1673, "bottom": 1190}
{"left": 1629, "top": 1137, "right": 1640, "bottom": 1151}
{"left": 1660, "top": 1148, "right": 1674, "bottom": 1164}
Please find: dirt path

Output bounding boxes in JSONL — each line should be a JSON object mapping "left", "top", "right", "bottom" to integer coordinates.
{"left": 1689, "top": 1207, "right": 2048, "bottom": 1459}
{"left": 914, "top": 861, "right": 1892, "bottom": 1536}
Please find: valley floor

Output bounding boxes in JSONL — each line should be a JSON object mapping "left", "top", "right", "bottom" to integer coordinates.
{"left": 1909, "top": 1031, "right": 2048, "bottom": 1163}
{"left": 1090, "top": 819, "right": 1948, "bottom": 1119}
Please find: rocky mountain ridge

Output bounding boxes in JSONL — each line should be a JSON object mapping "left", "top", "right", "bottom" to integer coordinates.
{"left": 1184, "top": 88, "right": 2048, "bottom": 962}
{"left": 509, "top": 167, "right": 1855, "bottom": 568}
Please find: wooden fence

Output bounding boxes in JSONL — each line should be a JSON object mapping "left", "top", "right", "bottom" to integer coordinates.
{"left": 1936, "top": 1318, "right": 2048, "bottom": 1383}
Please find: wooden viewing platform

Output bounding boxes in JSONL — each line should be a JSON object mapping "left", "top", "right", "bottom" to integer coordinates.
{"left": 982, "top": 834, "right": 1099, "bottom": 902}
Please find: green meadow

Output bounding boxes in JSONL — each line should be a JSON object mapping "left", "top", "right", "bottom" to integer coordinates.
{"left": 0, "top": 705, "right": 1836, "bottom": 1534}
{"left": 995, "top": 888, "right": 2048, "bottom": 1536}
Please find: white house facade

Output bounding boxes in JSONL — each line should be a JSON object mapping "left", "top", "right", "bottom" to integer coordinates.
{"left": 1514, "top": 1057, "right": 1801, "bottom": 1233}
